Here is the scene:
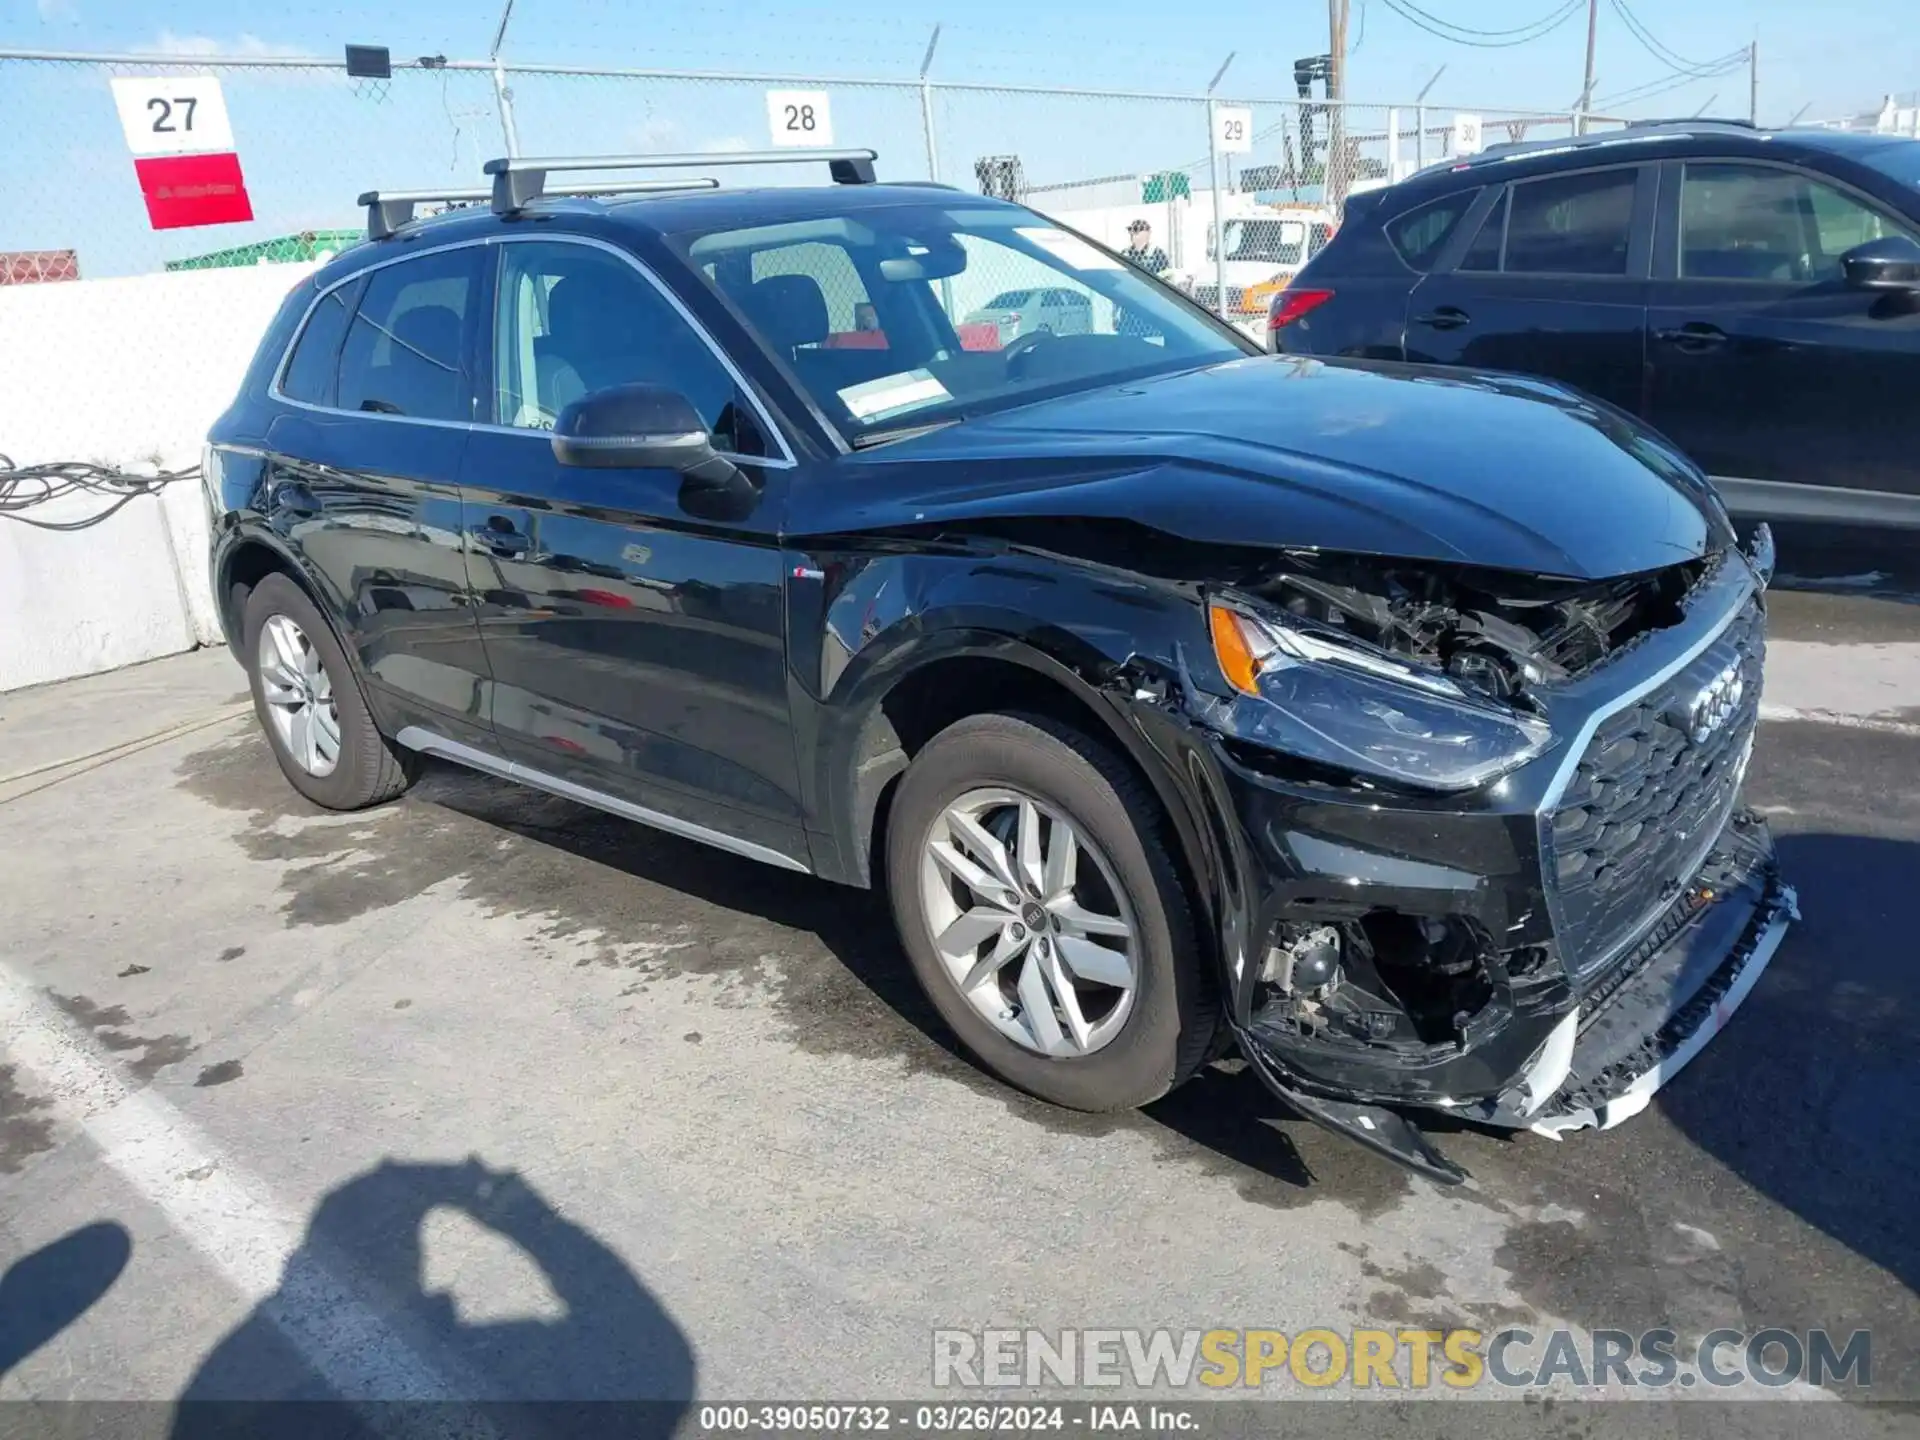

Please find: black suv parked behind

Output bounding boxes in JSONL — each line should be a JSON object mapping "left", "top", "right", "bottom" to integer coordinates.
{"left": 208, "top": 147, "right": 1794, "bottom": 1182}
{"left": 1273, "top": 121, "right": 1920, "bottom": 528}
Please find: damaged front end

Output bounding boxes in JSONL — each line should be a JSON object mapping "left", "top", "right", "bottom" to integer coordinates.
{"left": 1185, "top": 525, "right": 1789, "bottom": 1183}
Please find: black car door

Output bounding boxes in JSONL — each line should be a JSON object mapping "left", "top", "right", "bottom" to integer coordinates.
{"left": 1403, "top": 162, "right": 1656, "bottom": 415}
{"left": 458, "top": 236, "right": 808, "bottom": 869}
{"left": 265, "top": 245, "right": 493, "bottom": 741}
{"left": 1645, "top": 157, "right": 1920, "bottom": 517}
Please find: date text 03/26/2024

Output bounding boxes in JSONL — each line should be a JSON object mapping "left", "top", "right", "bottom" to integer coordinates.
{"left": 696, "top": 1405, "right": 1188, "bottom": 1433}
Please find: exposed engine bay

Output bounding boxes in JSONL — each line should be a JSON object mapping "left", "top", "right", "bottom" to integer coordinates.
{"left": 1225, "top": 544, "right": 1744, "bottom": 1134}
{"left": 1240, "top": 550, "right": 1712, "bottom": 705}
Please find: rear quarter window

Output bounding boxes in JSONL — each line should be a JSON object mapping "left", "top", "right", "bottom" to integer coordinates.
{"left": 278, "top": 282, "right": 357, "bottom": 405}
{"left": 1384, "top": 189, "right": 1481, "bottom": 271}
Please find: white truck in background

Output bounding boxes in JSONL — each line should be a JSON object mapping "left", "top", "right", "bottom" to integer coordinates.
{"left": 1030, "top": 189, "right": 1339, "bottom": 343}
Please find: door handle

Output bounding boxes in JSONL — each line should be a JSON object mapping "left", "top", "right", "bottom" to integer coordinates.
{"left": 1655, "top": 322, "right": 1727, "bottom": 351}
{"left": 1413, "top": 306, "right": 1470, "bottom": 330}
{"left": 467, "top": 518, "right": 530, "bottom": 558}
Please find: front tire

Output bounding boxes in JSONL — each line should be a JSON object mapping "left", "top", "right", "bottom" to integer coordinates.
{"left": 242, "top": 573, "right": 416, "bottom": 811}
{"left": 885, "top": 712, "right": 1217, "bottom": 1111}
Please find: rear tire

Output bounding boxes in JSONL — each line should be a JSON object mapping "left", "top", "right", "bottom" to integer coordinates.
{"left": 885, "top": 712, "right": 1217, "bottom": 1111}
{"left": 242, "top": 573, "right": 416, "bottom": 811}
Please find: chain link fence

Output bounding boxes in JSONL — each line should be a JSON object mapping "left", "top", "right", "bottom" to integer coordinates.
{"left": 0, "top": 46, "right": 1605, "bottom": 323}
{"left": 0, "top": 53, "right": 500, "bottom": 280}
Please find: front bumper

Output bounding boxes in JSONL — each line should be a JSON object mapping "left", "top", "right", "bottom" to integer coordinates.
{"left": 1195, "top": 539, "right": 1790, "bottom": 1176}
{"left": 1506, "top": 821, "right": 1797, "bottom": 1136}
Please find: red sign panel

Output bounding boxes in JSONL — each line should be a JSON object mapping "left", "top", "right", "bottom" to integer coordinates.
{"left": 132, "top": 152, "right": 253, "bottom": 230}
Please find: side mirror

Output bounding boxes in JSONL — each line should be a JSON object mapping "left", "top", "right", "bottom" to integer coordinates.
{"left": 551, "top": 384, "right": 716, "bottom": 470}
{"left": 1842, "top": 234, "right": 1920, "bottom": 292}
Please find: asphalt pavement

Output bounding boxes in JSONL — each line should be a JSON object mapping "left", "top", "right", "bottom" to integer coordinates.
{"left": 0, "top": 522, "right": 1916, "bottom": 1431}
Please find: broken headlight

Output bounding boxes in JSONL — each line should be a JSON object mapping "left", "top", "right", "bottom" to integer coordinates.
{"left": 1209, "top": 602, "right": 1553, "bottom": 792}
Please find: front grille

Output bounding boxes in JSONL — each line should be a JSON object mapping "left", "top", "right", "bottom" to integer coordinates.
{"left": 1544, "top": 599, "right": 1765, "bottom": 976}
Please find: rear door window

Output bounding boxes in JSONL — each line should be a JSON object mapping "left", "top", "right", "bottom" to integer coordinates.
{"left": 278, "top": 280, "right": 359, "bottom": 405}
{"left": 335, "top": 248, "right": 482, "bottom": 422}
{"left": 1456, "top": 191, "right": 1508, "bottom": 271}
{"left": 1503, "top": 167, "right": 1637, "bottom": 275}
{"left": 1385, "top": 189, "right": 1481, "bottom": 271}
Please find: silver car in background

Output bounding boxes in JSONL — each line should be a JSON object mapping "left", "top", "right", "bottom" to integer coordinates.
{"left": 962, "top": 286, "right": 1094, "bottom": 345}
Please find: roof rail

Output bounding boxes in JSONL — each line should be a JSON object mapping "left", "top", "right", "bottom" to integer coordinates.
{"left": 483, "top": 147, "right": 879, "bottom": 213}
{"left": 1623, "top": 116, "right": 1759, "bottom": 130}
{"left": 359, "top": 178, "right": 723, "bottom": 240}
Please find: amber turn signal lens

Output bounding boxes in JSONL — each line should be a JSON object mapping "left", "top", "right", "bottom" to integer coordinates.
{"left": 1209, "top": 604, "right": 1263, "bottom": 696}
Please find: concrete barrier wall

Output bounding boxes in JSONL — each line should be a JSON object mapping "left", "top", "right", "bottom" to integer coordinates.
{"left": 0, "top": 261, "right": 318, "bottom": 694}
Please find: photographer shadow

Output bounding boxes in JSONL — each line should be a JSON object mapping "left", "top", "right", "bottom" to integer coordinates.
{"left": 173, "top": 1157, "right": 694, "bottom": 1439}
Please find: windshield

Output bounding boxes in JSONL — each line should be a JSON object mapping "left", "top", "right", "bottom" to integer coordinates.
{"left": 674, "top": 202, "right": 1251, "bottom": 444}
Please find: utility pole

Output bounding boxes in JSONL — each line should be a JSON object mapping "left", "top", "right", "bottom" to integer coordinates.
{"left": 1749, "top": 40, "right": 1759, "bottom": 124}
{"left": 489, "top": 0, "right": 520, "bottom": 157}
{"left": 1578, "top": 0, "right": 1598, "bottom": 134}
{"left": 1327, "top": 0, "right": 1348, "bottom": 207}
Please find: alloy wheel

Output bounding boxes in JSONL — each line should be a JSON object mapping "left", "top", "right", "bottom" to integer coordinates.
{"left": 257, "top": 614, "right": 341, "bottom": 778}
{"left": 919, "top": 787, "right": 1138, "bottom": 1057}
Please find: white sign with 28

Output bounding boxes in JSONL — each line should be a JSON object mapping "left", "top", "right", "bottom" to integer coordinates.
{"left": 766, "top": 89, "right": 834, "bottom": 147}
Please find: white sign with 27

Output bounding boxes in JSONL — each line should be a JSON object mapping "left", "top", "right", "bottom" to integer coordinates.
{"left": 109, "top": 75, "right": 235, "bottom": 156}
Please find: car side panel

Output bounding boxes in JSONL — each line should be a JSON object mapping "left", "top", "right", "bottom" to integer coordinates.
{"left": 784, "top": 543, "right": 1252, "bottom": 976}
{"left": 1400, "top": 165, "right": 1657, "bottom": 417}
{"left": 1271, "top": 212, "right": 1420, "bottom": 361}
{"left": 1644, "top": 157, "right": 1920, "bottom": 506}
{"left": 460, "top": 439, "right": 809, "bottom": 863}
{"left": 261, "top": 410, "right": 490, "bottom": 736}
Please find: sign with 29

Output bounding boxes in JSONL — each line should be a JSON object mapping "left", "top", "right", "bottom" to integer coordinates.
{"left": 1214, "top": 106, "right": 1253, "bottom": 155}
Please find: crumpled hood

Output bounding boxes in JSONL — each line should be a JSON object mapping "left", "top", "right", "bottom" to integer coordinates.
{"left": 819, "top": 355, "right": 1733, "bottom": 580}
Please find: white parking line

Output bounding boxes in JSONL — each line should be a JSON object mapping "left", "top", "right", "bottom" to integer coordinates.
{"left": 0, "top": 962, "right": 498, "bottom": 1426}
{"left": 1759, "top": 704, "right": 1920, "bottom": 739}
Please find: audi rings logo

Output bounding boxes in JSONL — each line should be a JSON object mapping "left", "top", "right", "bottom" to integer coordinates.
{"left": 1688, "top": 659, "right": 1746, "bottom": 745}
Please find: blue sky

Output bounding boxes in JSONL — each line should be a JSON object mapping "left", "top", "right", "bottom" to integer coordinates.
{"left": 10, "top": 0, "right": 1914, "bottom": 119}
{"left": 2, "top": 0, "right": 1914, "bottom": 275}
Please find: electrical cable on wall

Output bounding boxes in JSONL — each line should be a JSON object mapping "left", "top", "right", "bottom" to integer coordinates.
{"left": 0, "top": 455, "right": 200, "bottom": 531}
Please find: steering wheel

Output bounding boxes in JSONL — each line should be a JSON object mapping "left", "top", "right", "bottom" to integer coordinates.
{"left": 1000, "top": 328, "right": 1058, "bottom": 375}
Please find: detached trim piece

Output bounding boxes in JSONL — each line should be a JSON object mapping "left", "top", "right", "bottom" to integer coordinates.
{"left": 394, "top": 727, "right": 811, "bottom": 874}
{"left": 1528, "top": 879, "right": 1798, "bottom": 1138}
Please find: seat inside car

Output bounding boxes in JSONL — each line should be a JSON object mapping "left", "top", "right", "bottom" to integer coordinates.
{"left": 374, "top": 303, "right": 464, "bottom": 416}
{"left": 536, "top": 276, "right": 636, "bottom": 414}
{"left": 736, "top": 273, "right": 898, "bottom": 397}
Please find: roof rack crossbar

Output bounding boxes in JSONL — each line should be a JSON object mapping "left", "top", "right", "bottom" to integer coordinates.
{"left": 483, "top": 147, "right": 879, "bottom": 213}
{"left": 360, "top": 178, "right": 723, "bottom": 240}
